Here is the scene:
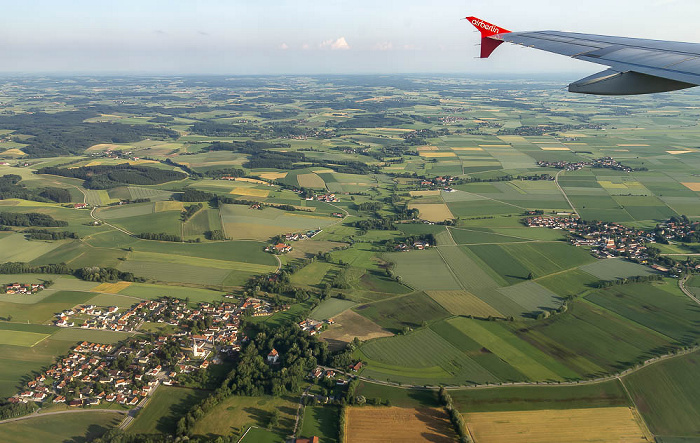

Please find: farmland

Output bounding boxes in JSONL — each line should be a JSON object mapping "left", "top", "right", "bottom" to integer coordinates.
{"left": 1, "top": 74, "right": 700, "bottom": 441}
{"left": 345, "top": 407, "right": 456, "bottom": 443}
{"left": 464, "top": 407, "right": 649, "bottom": 443}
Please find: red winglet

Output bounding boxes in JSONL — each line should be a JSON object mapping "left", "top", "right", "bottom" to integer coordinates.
{"left": 465, "top": 16, "right": 511, "bottom": 58}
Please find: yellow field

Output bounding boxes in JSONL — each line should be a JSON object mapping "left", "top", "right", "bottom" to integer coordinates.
{"left": 426, "top": 290, "right": 503, "bottom": 318}
{"left": 297, "top": 173, "right": 326, "bottom": 188}
{"left": 93, "top": 281, "right": 133, "bottom": 294}
{"left": 682, "top": 182, "right": 700, "bottom": 191}
{"left": 232, "top": 177, "right": 268, "bottom": 184}
{"left": 409, "top": 190, "right": 441, "bottom": 197}
{"left": 618, "top": 144, "right": 650, "bottom": 147}
{"left": 230, "top": 187, "right": 270, "bottom": 198}
{"left": 416, "top": 145, "right": 438, "bottom": 151}
{"left": 258, "top": 172, "right": 288, "bottom": 180}
{"left": 465, "top": 407, "right": 650, "bottom": 443}
{"left": 497, "top": 135, "right": 528, "bottom": 143}
{"left": 154, "top": 201, "right": 184, "bottom": 212}
{"left": 479, "top": 144, "right": 511, "bottom": 148}
{"left": 668, "top": 150, "right": 695, "bottom": 155}
{"left": 418, "top": 152, "right": 457, "bottom": 158}
{"left": 409, "top": 203, "right": 454, "bottom": 222}
{"left": 540, "top": 147, "right": 570, "bottom": 151}
{"left": 451, "top": 147, "right": 484, "bottom": 151}
{"left": 1, "top": 148, "right": 26, "bottom": 156}
{"left": 86, "top": 143, "right": 133, "bottom": 152}
{"left": 346, "top": 407, "right": 455, "bottom": 443}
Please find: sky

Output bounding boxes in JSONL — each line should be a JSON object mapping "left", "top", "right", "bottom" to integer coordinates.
{"left": 1, "top": 0, "right": 699, "bottom": 75}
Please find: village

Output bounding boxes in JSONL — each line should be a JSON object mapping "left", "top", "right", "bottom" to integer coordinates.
{"left": 523, "top": 215, "right": 698, "bottom": 275}
{"left": 11, "top": 296, "right": 288, "bottom": 408}
{"left": 2, "top": 282, "right": 45, "bottom": 295}
{"left": 536, "top": 157, "right": 636, "bottom": 172}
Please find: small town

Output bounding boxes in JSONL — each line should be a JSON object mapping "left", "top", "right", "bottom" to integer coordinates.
{"left": 2, "top": 282, "right": 45, "bottom": 295}
{"left": 12, "top": 296, "right": 288, "bottom": 408}
{"left": 536, "top": 157, "right": 637, "bottom": 172}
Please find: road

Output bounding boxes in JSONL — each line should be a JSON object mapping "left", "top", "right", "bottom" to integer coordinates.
{"left": 679, "top": 275, "right": 700, "bottom": 306}
{"left": 554, "top": 170, "right": 580, "bottom": 217}
{"left": 290, "top": 385, "right": 312, "bottom": 439}
{"left": 0, "top": 408, "right": 125, "bottom": 425}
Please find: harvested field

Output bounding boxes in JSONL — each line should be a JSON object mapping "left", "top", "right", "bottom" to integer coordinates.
{"left": 320, "top": 309, "right": 393, "bottom": 350}
{"left": 409, "top": 203, "right": 454, "bottom": 222}
{"left": 426, "top": 290, "right": 503, "bottom": 318}
{"left": 258, "top": 172, "right": 288, "bottom": 180}
{"left": 92, "top": 281, "right": 132, "bottom": 294}
{"left": 681, "top": 182, "right": 700, "bottom": 192}
{"left": 465, "top": 407, "right": 649, "bottom": 443}
{"left": 409, "top": 190, "right": 441, "bottom": 197}
{"left": 345, "top": 406, "right": 456, "bottom": 443}
{"left": 230, "top": 187, "right": 270, "bottom": 198}
{"left": 419, "top": 151, "right": 457, "bottom": 158}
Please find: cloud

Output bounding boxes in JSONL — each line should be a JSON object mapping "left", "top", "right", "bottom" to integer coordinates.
{"left": 198, "top": 31, "right": 210, "bottom": 37}
{"left": 279, "top": 43, "right": 289, "bottom": 50}
{"left": 302, "top": 43, "right": 310, "bottom": 50}
{"left": 320, "top": 37, "right": 350, "bottom": 50}
{"left": 372, "top": 41, "right": 393, "bottom": 51}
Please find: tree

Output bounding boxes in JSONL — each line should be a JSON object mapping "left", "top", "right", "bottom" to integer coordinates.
{"left": 527, "top": 272, "right": 534, "bottom": 280}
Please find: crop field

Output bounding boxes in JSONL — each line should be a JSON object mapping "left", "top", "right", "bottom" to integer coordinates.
{"left": 127, "top": 186, "right": 174, "bottom": 201}
{"left": 131, "top": 239, "right": 275, "bottom": 265}
{"left": 290, "top": 261, "right": 335, "bottom": 287}
{"left": 119, "top": 283, "right": 225, "bottom": 304}
{"left": 93, "top": 281, "right": 133, "bottom": 293}
{"left": 345, "top": 406, "right": 456, "bottom": 443}
{"left": 182, "top": 208, "right": 219, "bottom": 237}
{"left": 0, "top": 330, "right": 49, "bottom": 347}
{"left": 97, "top": 203, "right": 154, "bottom": 219}
{"left": 442, "top": 317, "right": 577, "bottom": 381}
{"left": 111, "top": 211, "right": 182, "bottom": 236}
{"left": 622, "top": 351, "right": 700, "bottom": 437}
{"left": 0, "top": 233, "right": 67, "bottom": 263}
{"left": 190, "top": 395, "right": 298, "bottom": 440}
{"left": 129, "top": 250, "right": 276, "bottom": 273}
{"left": 496, "top": 281, "right": 563, "bottom": 316}
{"left": 408, "top": 203, "right": 454, "bottom": 222}
{"left": 536, "top": 269, "right": 600, "bottom": 298}
{"left": 230, "top": 186, "right": 270, "bottom": 197}
{"left": 450, "top": 381, "right": 629, "bottom": 413}
{"left": 0, "top": 411, "right": 122, "bottom": 443}
{"left": 425, "top": 290, "right": 503, "bottom": 318}
{"left": 448, "top": 227, "right": 528, "bottom": 245}
{"left": 464, "top": 407, "right": 649, "bottom": 443}
{"left": 296, "top": 173, "right": 326, "bottom": 188}
{"left": 512, "top": 299, "right": 674, "bottom": 376}
{"left": 354, "top": 292, "right": 450, "bottom": 332}
{"left": 579, "top": 258, "right": 659, "bottom": 280}
{"left": 309, "top": 298, "right": 356, "bottom": 321}
{"left": 154, "top": 201, "right": 184, "bottom": 212}
{"left": 359, "top": 327, "right": 499, "bottom": 384}
{"left": 0, "top": 290, "right": 96, "bottom": 324}
{"left": 584, "top": 282, "right": 700, "bottom": 343}
{"left": 320, "top": 309, "right": 393, "bottom": 350}
{"left": 220, "top": 204, "right": 336, "bottom": 240}
{"left": 50, "top": 327, "right": 132, "bottom": 343}
{"left": 128, "top": 386, "right": 209, "bottom": 434}
{"left": 87, "top": 293, "right": 141, "bottom": 308}
{"left": 383, "top": 250, "right": 461, "bottom": 290}
{"left": 117, "top": 260, "right": 235, "bottom": 286}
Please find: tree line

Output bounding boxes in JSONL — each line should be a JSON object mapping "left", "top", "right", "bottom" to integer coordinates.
{"left": 0, "top": 212, "right": 67, "bottom": 227}
{"left": 37, "top": 164, "right": 186, "bottom": 189}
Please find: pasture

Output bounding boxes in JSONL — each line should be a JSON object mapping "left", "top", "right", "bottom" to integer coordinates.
{"left": 0, "top": 411, "right": 122, "bottom": 443}
{"left": 309, "top": 298, "right": 356, "bottom": 321}
{"left": 354, "top": 292, "right": 450, "bottom": 332}
{"left": 464, "top": 407, "right": 649, "bottom": 443}
{"left": 384, "top": 250, "right": 461, "bottom": 291}
{"left": 299, "top": 406, "right": 339, "bottom": 443}
{"left": 579, "top": 258, "right": 660, "bottom": 280}
{"left": 190, "top": 394, "right": 298, "bottom": 440}
{"left": 128, "top": 386, "right": 209, "bottom": 435}
{"left": 345, "top": 407, "right": 456, "bottom": 443}
{"left": 0, "top": 330, "right": 49, "bottom": 347}
{"left": 408, "top": 203, "right": 454, "bottom": 222}
{"left": 0, "top": 290, "right": 95, "bottom": 324}
{"left": 0, "top": 233, "right": 67, "bottom": 263}
{"left": 220, "top": 204, "right": 335, "bottom": 240}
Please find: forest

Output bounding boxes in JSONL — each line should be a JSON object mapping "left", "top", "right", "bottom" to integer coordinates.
{"left": 37, "top": 164, "right": 187, "bottom": 189}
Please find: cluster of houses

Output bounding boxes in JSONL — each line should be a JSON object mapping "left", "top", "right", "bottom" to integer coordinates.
{"left": 56, "top": 304, "right": 132, "bottom": 331}
{"left": 283, "top": 230, "right": 322, "bottom": 242}
{"left": 9, "top": 340, "right": 160, "bottom": 407}
{"left": 394, "top": 240, "right": 431, "bottom": 252}
{"left": 524, "top": 216, "right": 658, "bottom": 264}
{"left": 3, "top": 282, "right": 44, "bottom": 295}
{"left": 298, "top": 317, "right": 334, "bottom": 336}
{"left": 419, "top": 176, "right": 456, "bottom": 188}
{"left": 265, "top": 243, "right": 293, "bottom": 254}
{"left": 12, "top": 296, "right": 288, "bottom": 408}
{"left": 537, "top": 157, "right": 635, "bottom": 173}
{"left": 311, "top": 193, "right": 339, "bottom": 203}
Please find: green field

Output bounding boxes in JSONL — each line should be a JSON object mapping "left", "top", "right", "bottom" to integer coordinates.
{"left": 0, "top": 411, "right": 121, "bottom": 443}
{"left": 118, "top": 283, "right": 225, "bottom": 304}
{"left": 450, "top": 380, "right": 629, "bottom": 412}
{"left": 0, "top": 290, "right": 96, "bottom": 324}
{"left": 354, "top": 292, "right": 450, "bottom": 332}
{"left": 622, "top": 351, "right": 700, "bottom": 438}
{"left": 309, "top": 298, "right": 356, "bottom": 321}
{"left": 128, "top": 386, "right": 209, "bottom": 434}
{"left": 299, "top": 406, "right": 339, "bottom": 443}
{"left": 579, "top": 258, "right": 660, "bottom": 280}
{"left": 0, "top": 330, "right": 49, "bottom": 347}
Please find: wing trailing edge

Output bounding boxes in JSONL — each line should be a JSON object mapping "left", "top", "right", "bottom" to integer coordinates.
{"left": 465, "top": 16, "right": 700, "bottom": 95}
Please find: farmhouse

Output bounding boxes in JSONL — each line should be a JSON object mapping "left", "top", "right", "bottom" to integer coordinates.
{"left": 267, "top": 349, "right": 280, "bottom": 364}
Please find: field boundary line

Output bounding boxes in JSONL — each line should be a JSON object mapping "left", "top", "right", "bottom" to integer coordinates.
{"left": 679, "top": 275, "right": 700, "bottom": 306}
{"left": 554, "top": 170, "right": 580, "bottom": 218}
{"left": 0, "top": 408, "right": 126, "bottom": 425}
{"left": 617, "top": 378, "right": 655, "bottom": 441}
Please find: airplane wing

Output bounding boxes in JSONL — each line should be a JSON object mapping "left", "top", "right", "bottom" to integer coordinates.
{"left": 466, "top": 17, "right": 700, "bottom": 95}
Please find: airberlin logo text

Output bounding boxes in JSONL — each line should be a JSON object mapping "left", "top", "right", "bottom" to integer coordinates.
{"left": 471, "top": 19, "right": 500, "bottom": 35}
